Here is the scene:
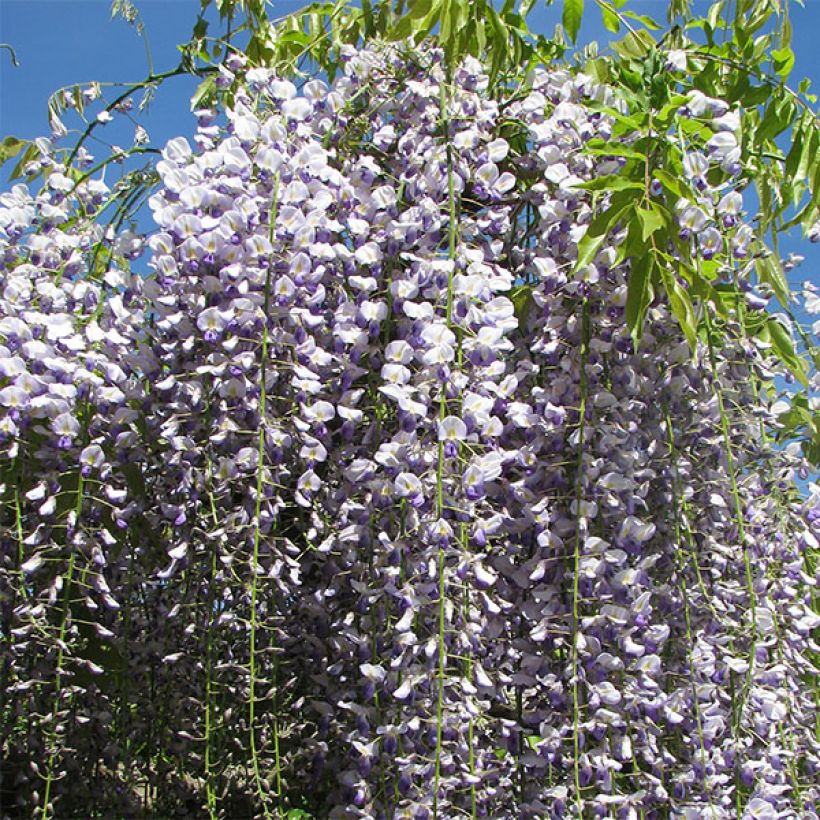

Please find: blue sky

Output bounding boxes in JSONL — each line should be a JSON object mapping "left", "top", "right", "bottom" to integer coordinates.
{"left": 1, "top": 0, "right": 819, "bottom": 298}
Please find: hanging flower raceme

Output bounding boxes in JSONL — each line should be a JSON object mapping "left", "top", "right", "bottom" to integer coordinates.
{"left": 0, "top": 39, "right": 817, "bottom": 820}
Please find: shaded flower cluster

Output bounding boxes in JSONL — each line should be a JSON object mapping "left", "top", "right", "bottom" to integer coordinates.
{"left": 1, "top": 43, "right": 818, "bottom": 819}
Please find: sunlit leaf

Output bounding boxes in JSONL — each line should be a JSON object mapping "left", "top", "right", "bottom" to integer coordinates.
{"left": 562, "top": 0, "right": 583, "bottom": 44}
{"left": 636, "top": 204, "right": 666, "bottom": 242}
{"left": 573, "top": 193, "right": 637, "bottom": 271}
{"left": 754, "top": 246, "right": 790, "bottom": 307}
{"left": 767, "top": 315, "right": 808, "bottom": 386}
{"left": 625, "top": 254, "right": 654, "bottom": 345}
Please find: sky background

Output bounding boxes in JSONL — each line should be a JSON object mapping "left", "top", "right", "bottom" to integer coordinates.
{"left": 0, "top": 0, "right": 819, "bottom": 294}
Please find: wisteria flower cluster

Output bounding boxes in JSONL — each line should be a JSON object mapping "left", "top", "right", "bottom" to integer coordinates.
{"left": 1, "top": 42, "right": 818, "bottom": 819}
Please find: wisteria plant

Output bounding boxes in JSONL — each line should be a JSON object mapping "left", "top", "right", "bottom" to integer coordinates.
{"left": 1, "top": 0, "right": 819, "bottom": 818}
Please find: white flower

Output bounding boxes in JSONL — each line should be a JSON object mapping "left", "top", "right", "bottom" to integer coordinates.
{"left": 385, "top": 340, "right": 413, "bottom": 364}
{"left": 196, "top": 307, "right": 231, "bottom": 333}
{"left": 486, "top": 138, "right": 509, "bottom": 161}
{"left": 302, "top": 401, "right": 335, "bottom": 423}
{"left": 52, "top": 412, "right": 79, "bottom": 438}
{"left": 619, "top": 516, "right": 656, "bottom": 544}
{"left": 0, "top": 385, "right": 29, "bottom": 408}
{"left": 394, "top": 472, "right": 422, "bottom": 497}
{"left": 282, "top": 97, "right": 312, "bottom": 121}
{"left": 80, "top": 444, "right": 104, "bottom": 469}
{"left": 354, "top": 242, "right": 382, "bottom": 266}
{"left": 300, "top": 437, "right": 328, "bottom": 462}
{"left": 162, "top": 136, "right": 192, "bottom": 164}
{"left": 270, "top": 80, "right": 297, "bottom": 100}
{"left": 665, "top": 49, "right": 688, "bottom": 71}
{"left": 438, "top": 416, "right": 467, "bottom": 442}
{"left": 381, "top": 363, "right": 410, "bottom": 385}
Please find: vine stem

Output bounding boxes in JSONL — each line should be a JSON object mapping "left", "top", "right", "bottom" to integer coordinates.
{"left": 62, "top": 63, "right": 216, "bottom": 169}
{"left": 728, "top": 263, "right": 807, "bottom": 807}
{"left": 249, "top": 176, "right": 281, "bottom": 819}
{"left": 694, "top": 51, "right": 820, "bottom": 130}
{"left": 702, "top": 305, "right": 758, "bottom": 818}
{"left": 433, "top": 71, "right": 458, "bottom": 820}
{"left": 703, "top": 307, "right": 758, "bottom": 716}
{"left": 41, "top": 470, "right": 85, "bottom": 820}
{"left": 570, "top": 298, "right": 590, "bottom": 817}
{"left": 203, "top": 421, "right": 221, "bottom": 819}
{"left": 65, "top": 146, "right": 160, "bottom": 199}
{"left": 461, "top": 518, "right": 477, "bottom": 819}
{"left": 664, "top": 406, "right": 718, "bottom": 818}
{"left": 13, "top": 460, "right": 29, "bottom": 601}
{"left": 0, "top": 461, "right": 30, "bottom": 762}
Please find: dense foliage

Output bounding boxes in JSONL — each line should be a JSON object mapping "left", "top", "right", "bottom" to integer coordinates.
{"left": 1, "top": 1, "right": 819, "bottom": 819}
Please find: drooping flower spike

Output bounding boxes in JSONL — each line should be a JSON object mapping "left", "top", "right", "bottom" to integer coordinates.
{"left": 0, "top": 41, "right": 817, "bottom": 820}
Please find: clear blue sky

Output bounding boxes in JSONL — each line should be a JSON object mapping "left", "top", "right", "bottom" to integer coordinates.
{"left": 1, "top": 0, "right": 819, "bottom": 298}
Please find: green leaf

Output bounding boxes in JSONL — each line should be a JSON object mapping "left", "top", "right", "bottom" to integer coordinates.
{"left": 584, "top": 99, "right": 645, "bottom": 131}
{"left": 361, "top": 0, "right": 376, "bottom": 36}
{"left": 9, "top": 143, "right": 37, "bottom": 181}
{"left": 0, "top": 136, "right": 26, "bottom": 166}
{"left": 686, "top": 266, "right": 727, "bottom": 317}
{"left": 656, "top": 93, "right": 691, "bottom": 120}
{"left": 572, "top": 174, "right": 644, "bottom": 192}
{"left": 190, "top": 76, "right": 216, "bottom": 111}
{"left": 757, "top": 95, "right": 797, "bottom": 143}
{"left": 451, "top": 0, "right": 470, "bottom": 48}
{"left": 652, "top": 168, "right": 694, "bottom": 202}
{"left": 660, "top": 266, "right": 697, "bottom": 351}
{"left": 510, "top": 283, "right": 534, "bottom": 328}
{"left": 191, "top": 17, "right": 208, "bottom": 42}
{"left": 625, "top": 255, "right": 653, "bottom": 346}
{"left": 562, "top": 0, "right": 583, "bottom": 44}
{"left": 573, "top": 193, "right": 637, "bottom": 271}
{"left": 408, "top": 0, "right": 435, "bottom": 19}
{"left": 707, "top": 0, "right": 725, "bottom": 32}
{"left": 773, "top": 395, "right": 813, "bottom": 442}
{"left": 388, "top": 12, "right": 417, "bottom": 40}
{"left": 784, "top": 116, "right": 806, "bottom": 182}
{"left": 754, "top": 247, "right": 790, "bottom": 307}
{"left": 794, "top": 126, "right": 817, "bottom": 187}
{"left": 611, "top": 28, "right": 655, "bottom": 59}
{"left": 622, "top": 10, "right": 661, "bottom": 29}
{"left": 767, "top": 316, "right": 808, "bottom": 386}
{"left": 440, "top": 0, "right": 453, "bottom": 48}
{"left": 636, "top": 204, "right": 666, "bottom": 242}
{"left": 601, "top": 5, "right": 619, "bottom": 33}
{"left": 486, "top": 5, "right": 508, "bottom": 78}
{"left": 771, "top": 45, "right": 794, "bottom": 78}
{"left": 582, "top": 141, "right": 645, "bottom": 161}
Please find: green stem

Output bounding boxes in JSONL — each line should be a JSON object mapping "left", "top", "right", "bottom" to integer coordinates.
{"left": 703, "top": 307, "right": 757, "bottom": 726}
{"left": 694, "top": 51, "right": 820, "bottom": 129}
{"left": 664, "top": 408, "right": 718, "bottom": 817}
{"left": 41, "top": 472, "right": 85, "bottom": 820}
{"left": 570, "top": 298, "right": 590, "bottom": 817}
{"left": 204, "top": 450, "right": 221, "bottom": 820}
{"left": 64, "top": 64, "right": 215, "bottom": 169}
{"left": 13, "top": 461, "right": 29, "bottom": 601}
{"left": 702, "top": 306, "right": 758, "bottom": 818}
{"left": 730, "top": 267, "right": 807, "bottom": 810}
{"left": 433, "top": 75, "right": 459, "bottom": 820}
{"left": 460, "top": 521, "right": 477, "bottom": 820}
{"left": 250, "top": 177, "right": 281, "bottom": 819}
